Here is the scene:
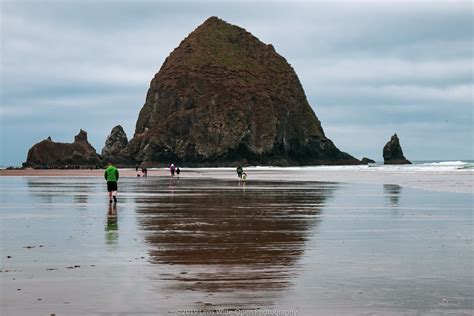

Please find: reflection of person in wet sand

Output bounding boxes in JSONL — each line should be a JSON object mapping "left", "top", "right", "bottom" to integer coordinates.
{"left": 106, "top": 203, "right": 118, "bottom": 244}
{"left": 108, "top": 202, "right": 117, "bottom": 217}
{"left": 168, "top": 177, "right": 178, "bottom": 195}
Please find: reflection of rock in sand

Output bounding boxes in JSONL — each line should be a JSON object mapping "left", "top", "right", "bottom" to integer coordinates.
{"left": 383, "top": 184, "right": 402, "bottom": 207}
{"left": 136, "top": 179, "right": 336, "bottom": 294}
{"left": 26, "top": 178, "right": 91, "bottom": 205}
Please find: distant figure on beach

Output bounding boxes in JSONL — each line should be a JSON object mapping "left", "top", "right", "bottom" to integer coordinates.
{"left": 236, "top": 165, "right": 243, "bottom": 180}
{"left": 104, "top": 162, "right": 119, "bottom": 203}
{"left": 170, "top": 163, "right": 176, "bottom": 177}
{"left": 135, "top": 164, "right": 139, "bottom": 172}
{"left": 176, "top": 166, "right": 180, "bottom": 179}
{"left": 141, "top": 167, "right": 148, "bottom": 177}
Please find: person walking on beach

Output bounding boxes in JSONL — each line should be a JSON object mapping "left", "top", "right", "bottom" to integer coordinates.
{"left": 176, "top": 166, "right": 180, "bottom": 179}
{"left": 170, "top": 163, "right": 176, "bottom": 177}
{"left": 236, "top": 165, "right": 243, "bottom": 180}
{"left": 104, "top": 162, "right": 119, "bottom": 203}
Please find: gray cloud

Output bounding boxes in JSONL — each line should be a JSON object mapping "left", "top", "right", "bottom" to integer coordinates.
{"left": 1, "top": 0, "right": 472, "bottom": 165}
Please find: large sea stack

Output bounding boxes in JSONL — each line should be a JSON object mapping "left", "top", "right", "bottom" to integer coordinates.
{"left": 383, "top": 133, "right": 411, "bottom": 165}
{"left": 23, "top": 129, "right": 101, "bottom": 168}
{"left": 125, "top": 17, "right": 359, "bottom": 166}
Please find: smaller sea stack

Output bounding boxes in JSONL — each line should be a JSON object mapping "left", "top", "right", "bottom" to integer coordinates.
{"left": 383, "top": 133, "right": 411, "bottom": 165}
{"left": 101, "top": 125, "right": 131, "bottom": 165}
{"left": 23, "top": 129, "right": 101, "bottom": 168}
{"left": 361, "top": 157, "right": 376, "bottom": 164}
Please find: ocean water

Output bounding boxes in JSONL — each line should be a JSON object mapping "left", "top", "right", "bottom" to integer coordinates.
{"left": 0, "top": 175, "right": 472, "bottom": 315}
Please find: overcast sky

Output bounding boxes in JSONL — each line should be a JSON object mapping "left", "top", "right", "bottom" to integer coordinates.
{"left": 1, "top": 0, "right": 472, "bottom": 165}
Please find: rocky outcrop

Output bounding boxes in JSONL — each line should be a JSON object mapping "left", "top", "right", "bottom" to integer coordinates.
{"left": 383, "top": 134, "right": 411, "bottom": 164}
{"left": 125, "top": 16, "right": 359, "bottom": 166}
{"left": 361, "top": 157, "right": 376, "bottom": 164}
{"left": 23, "top": 129, "right": 101, "bottom": 168}
{"left": 101, "top": 125, "right": 130, "bottom": 164}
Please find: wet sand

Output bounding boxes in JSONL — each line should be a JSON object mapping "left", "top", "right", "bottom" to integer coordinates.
{"left": 1, "top": 166, "right": 472, "bottom": 193}
{"left": 0, "top": 168, "right": 181, "bottom": 177}
{"left": 0, "top": 174, "right": 473, "bottom": 315}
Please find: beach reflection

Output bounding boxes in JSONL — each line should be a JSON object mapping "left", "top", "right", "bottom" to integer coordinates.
{"left": 26, "top": 178, "right": 94, "bottom": 205}
{"left": 135, "top": 179, "right": 335, "bottom": 296}
{"left": 106, "top": 203, "right": 118, "bottom": 245}
{"left": 383, "top": 184, "right": 402, "bottom": 207}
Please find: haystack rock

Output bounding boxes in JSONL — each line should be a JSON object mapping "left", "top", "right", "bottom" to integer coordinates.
{"left": 101, "top": 125, "right": 130, "bottom": 164}
{"left": 126, "top": 16, "right": 359, "bottom": 166}
{"left": 383, "top": 133, "right": 411, "bottom": 165}
{"left": 23, "top": 129, "right": 101, "bottom": 168}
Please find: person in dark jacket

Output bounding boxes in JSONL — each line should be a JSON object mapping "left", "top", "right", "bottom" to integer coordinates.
{"left": 236, "top": 165, "right": 243, "bottom": 179}
{"left": 104, "top": 162, "right": 119, "bottom": 203}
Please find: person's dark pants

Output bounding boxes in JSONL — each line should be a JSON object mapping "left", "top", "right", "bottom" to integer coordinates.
{"left": 107, "top": 181, "right": 118, "bottom": 192}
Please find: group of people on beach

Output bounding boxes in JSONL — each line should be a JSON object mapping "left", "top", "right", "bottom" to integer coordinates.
{"left": 169, "top": 163, "right": 181, "bottom": 178}
{"left": 104, "top": 163, "right": 247, "bottom": 203}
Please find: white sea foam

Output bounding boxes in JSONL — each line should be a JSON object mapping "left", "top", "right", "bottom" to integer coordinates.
{"left": 420, "top": 160, "right": 466, "bottom": 166}
{"left": 246, "top": 161, "right": 474, "bottom": 173}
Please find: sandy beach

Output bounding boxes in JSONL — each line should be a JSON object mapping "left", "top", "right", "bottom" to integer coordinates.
{"left": 1, "top": 168, "right": 473, "bottom": 315}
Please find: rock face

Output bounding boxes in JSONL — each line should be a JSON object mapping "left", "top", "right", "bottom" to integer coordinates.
{"left": 383, "top": 134, "right": 411, "bottom": 164}
{"left": 126, "top": 16, "right": 359, "bottom": 166}
{"left": 361, "top": 157, "right": 376, "bottom": 164}
{"left": 23, "top": 129, "right": 101, "bottom": 168}
{"left": 101, "top": 125, "right": 130, "bottom": 164}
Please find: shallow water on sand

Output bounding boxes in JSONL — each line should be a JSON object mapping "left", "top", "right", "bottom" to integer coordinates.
{"left": 0, "top": 176, "right": 473, "bottom": 315}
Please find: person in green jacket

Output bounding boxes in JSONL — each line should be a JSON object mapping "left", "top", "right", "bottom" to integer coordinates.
{"left": 104, "top": 162, "right": 119, "bottom": 203}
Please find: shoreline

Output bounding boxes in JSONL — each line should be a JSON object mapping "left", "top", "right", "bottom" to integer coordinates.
{"left": 0, "top": 167, "right": 472, "bottom": 194}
